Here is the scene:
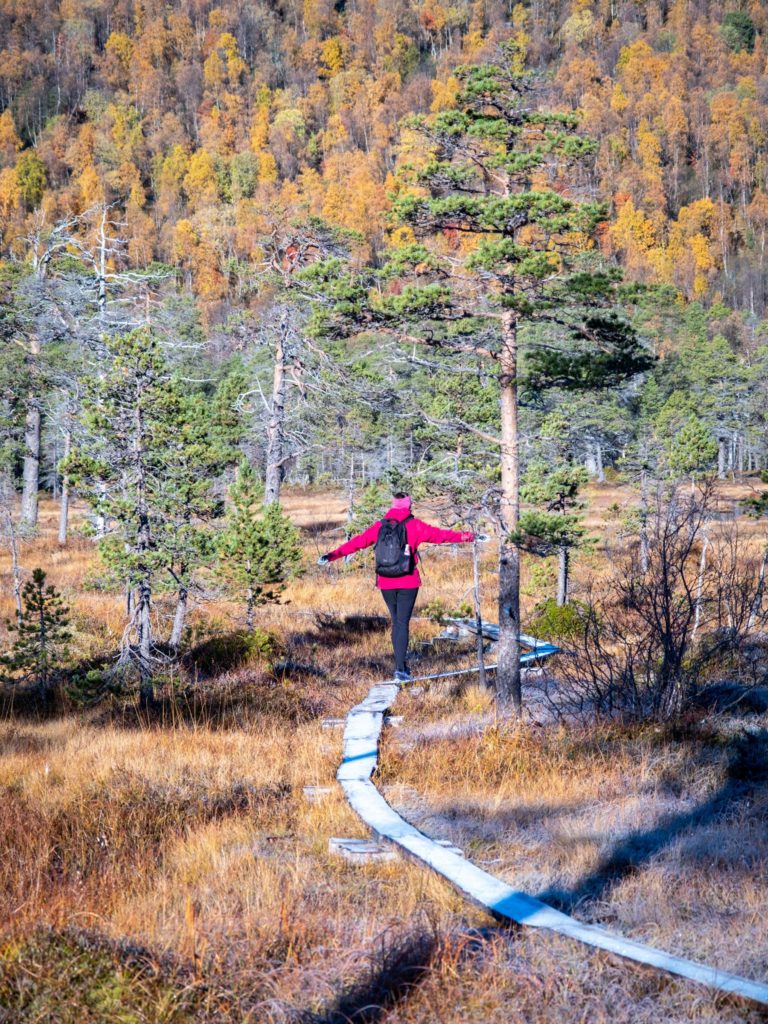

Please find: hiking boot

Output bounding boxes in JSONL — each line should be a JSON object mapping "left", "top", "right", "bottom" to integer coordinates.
{"left": 394, "top": 669, "right": 413, "bottom": 683}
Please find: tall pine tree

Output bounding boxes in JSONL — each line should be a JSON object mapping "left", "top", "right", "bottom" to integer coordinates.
{"left": 302, "top": 41, "right": 652, "bottom": 710}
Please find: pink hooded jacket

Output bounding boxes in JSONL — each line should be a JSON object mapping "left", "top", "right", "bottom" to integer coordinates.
{"left": 327, "top": 505, "right": 473, "bottom": 590}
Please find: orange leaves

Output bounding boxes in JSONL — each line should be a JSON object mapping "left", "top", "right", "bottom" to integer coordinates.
{"left": 320, "top": 152, "right": 389, "bottom": 242}
{"left": 171, "top": 218, "right": 226, "bottom": 302}
{"left": 0, "top": 110, "right": 22, "bottom": 167}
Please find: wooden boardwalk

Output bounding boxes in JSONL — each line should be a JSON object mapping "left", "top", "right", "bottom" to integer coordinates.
{"left": 336, "top": 667, "right": 768, "bottom": 1007}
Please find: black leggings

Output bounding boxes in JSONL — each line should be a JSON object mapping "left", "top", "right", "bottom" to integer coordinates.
{"left": 381, "top": 587, "right": 419, "bottom": 672}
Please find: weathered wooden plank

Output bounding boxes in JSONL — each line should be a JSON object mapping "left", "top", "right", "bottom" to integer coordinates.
{"left": 336, "top": 671, "right": 768, "bottom": 1006}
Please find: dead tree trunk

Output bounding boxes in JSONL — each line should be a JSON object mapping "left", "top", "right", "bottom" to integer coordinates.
{"left": 245, "top": 585, "right": 255, "bottom": 631}
{"left": 748, "top": 546, "right": 768, "bottom": 631}
{"left": 556, "top": 544, "right": 569, "bottom": 607}
{"left": 264, "top": 315, "right": 287, "bottom": 505}
{"left": 496, "top": 310, "right": 521, "bottom": 712}
{"left": 170, "top": 579, "right": 188, "bottom": 649}
{"left": 20, "top": 336, "right": 42, "bottom": 530}
{"left": 137, "top": 575, "right": 153, "bottom": 708}
{"left": 134, "top": 399, "right": 154, "bottom": 707}
{"left": 691, "top": 530, "right": 709, "bottom": 642}
{"left": 472, "top": 538, "right": 488, "bottom": 689}
{"left": 639, "top": 466, "right": 650, "bottom": 574}
{"left": 57, "top": 421, "right": 72, "bottom": 546}
{"left": 1, "top": 504, "right": 23, "bottom": 622}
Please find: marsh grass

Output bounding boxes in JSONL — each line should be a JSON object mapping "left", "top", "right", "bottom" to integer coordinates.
{"left": 0, "top": 489, "right": 767, "bottom": 1021}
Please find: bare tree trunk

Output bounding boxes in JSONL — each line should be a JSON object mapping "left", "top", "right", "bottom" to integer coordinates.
{"left": 556, "top": 544, "right": 569, "bottom": 607}
{"left": 264, "top": 317, "right": 287, "bottom": 505}
{"left": 748, "top": 546, "right": 768, "bottom": 631}
{"left": 245, "top": 586, "right": 255, "bottom": 631}
{"left": 691, "top": 531, "right": 709, "bottom": 642}
{"left": 472, "top": 538, "right": 488, "bottom": 689}
{"left": 170, "top": 582, "right": 188, "bottom": 649}
{"left": 21, "top": 394, "right": 41, "bottom": 529}
{"left": 135, "top": 397, "right": 154, "bottom": 707}
{"left": 639, "top": 467, "right": 650, "bottom": 574}
{"left": 496, "top": 311, "right": 521, "bottom": 712}
{"left": 138, "top": 577, "right": 153, "bottom": 707}
{"left": 57, "top": 424, "right": 71, "bottom": 546}
{"left": 595, "top": 444, "right": 605, "bottom": 483}
{"left": 2, "top": 508, "right": 23, "bottom": 622}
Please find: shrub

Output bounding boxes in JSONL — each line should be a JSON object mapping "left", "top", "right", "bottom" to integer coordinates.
{"left": 422, "top": 598, "right": 473, "bottom": 623}
{"left": 528, "top": 597, "right": 588, "bottom": 643}
{"left": 184, "top": 628, "right": 284, "bottom": 678}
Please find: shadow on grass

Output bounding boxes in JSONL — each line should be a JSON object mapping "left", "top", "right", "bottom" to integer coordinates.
{"left": 536, "top": 729, "right": 768, "bottom": 914}
{"left": 288, "top": 613, "right": 389, "bottom": 649}
{"left": 300, "top": 519, "right": 345, "bottom": 538}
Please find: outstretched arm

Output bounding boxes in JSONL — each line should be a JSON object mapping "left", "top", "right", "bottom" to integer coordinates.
{"left": 415, "top": 521, "right": 474, "bottom": 545}
{"left": 326, "top": 521, "right": 381, "bottom": 561}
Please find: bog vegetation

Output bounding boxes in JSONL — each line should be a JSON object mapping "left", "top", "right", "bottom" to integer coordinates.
{"left": 1, "top": 0, "right": 768, "bottom": 1020}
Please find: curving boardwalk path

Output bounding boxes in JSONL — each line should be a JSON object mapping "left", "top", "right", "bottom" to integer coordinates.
{"left": 337, "top": 675, "right": 768, "bottom": 1007}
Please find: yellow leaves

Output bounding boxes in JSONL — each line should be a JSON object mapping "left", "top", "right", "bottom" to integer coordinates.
{"left": 159, "top": 145, "right": 190, "bottom": 197}
{"left": 666, "top": 199, "right": 717, "bottom": 298}
{"left": 615, "top": 39, "right": 666, "bottom": 100}
{"left": 0, "top": 109, "right": 22, "bottom": 165}
{"left": 388, "top": 225, "right": 416, "bottom": 249}
{"left": 689, "top": 232, "right": 714, "bottom": 271}
{"left": 217, "top": 33, "right": 240, "bottom": 62}
{"left": 319, "top": 36, "right": 349, "bottom": 78}
{"left": 110, "top": 161, "right": 145, "bottom": 207}
{"left": 105, "top": 31, "right": 133, "bottom": 69}
{"left": 250, "top": 104, "right": 270, "bottom": 154}
{"left": 0, "top": 166, "right": 21, "bottom": 219}
{"left": 562, "top": 8, "right": 595, "bottom": 45}
{"left": 78, "top": 163, "right": 104, "bottom": 208}
{"left": 320, "top": 152, "right": 388, "bottom": 239}
{"left": 205, "top": 33, "right": 247, "bottom": 93}
{"left": 203, "top": 50, "right": 226, "bottom": 91}
{"left": 661, "top": 93, "right": 687, "bottom": 145}
{"left": 320, "top": 113, "right": 349, "bottom": 153}
{"left": 258, "top": 152, "right": 278, "bottom": 184}
{"left": 183, "top": 149, "right": 219, "bottom": 208}
{"left": 172, "top": 219, "right": 198, "bottom": 262}
{"left": 430, "top": 76, "right": 460, "bottom": 113}
{"left": 637, "top": 121, "right": 661, "bottom": 166}
{"left": 610, "top": 84, "right": 629, "bottom": 115}
{"left": 673, "top": 197, "right": 715, "bottom": 237}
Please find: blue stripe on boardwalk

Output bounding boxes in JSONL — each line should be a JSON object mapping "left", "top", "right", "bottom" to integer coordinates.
{"left": 337, "top": 674, "right": 768, "bottom": 1006}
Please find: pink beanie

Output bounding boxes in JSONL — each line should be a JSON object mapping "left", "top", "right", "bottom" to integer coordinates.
{"left": 392, "top": 494, "right": 412, "bottom": 511}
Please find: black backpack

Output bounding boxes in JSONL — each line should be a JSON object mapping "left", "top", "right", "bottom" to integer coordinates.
{"left": 374, "top": 515, "right": 414, "bottom": 577}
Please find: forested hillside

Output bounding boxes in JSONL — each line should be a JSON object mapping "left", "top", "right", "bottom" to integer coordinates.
{"left": 1, "top": 0, "right": 768, "bottom": 492}
{"left": 2, "top": 0, "right": 768, "bottom": 310}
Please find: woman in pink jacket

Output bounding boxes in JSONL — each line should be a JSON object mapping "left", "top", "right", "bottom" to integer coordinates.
{"left": 318, "top": 493, "right": 475, "bottom": 682}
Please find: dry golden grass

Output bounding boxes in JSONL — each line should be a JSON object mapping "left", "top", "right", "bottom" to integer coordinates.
{"left": 0, "top": 488, "right": 767, "bottom": 1022}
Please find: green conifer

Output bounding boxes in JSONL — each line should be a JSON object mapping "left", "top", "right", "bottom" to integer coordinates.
{"left": 1, "top": 569, "right": 70, "bottom": 699}
{"left": 217, "top": 463, "right": 303, "bottom": 630}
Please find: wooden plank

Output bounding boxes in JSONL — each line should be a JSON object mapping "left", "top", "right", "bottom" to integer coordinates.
{"left": 336, "top": 678, "right": 768, "bottom": 1006}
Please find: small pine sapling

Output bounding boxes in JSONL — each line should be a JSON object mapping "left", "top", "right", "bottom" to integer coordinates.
{"left": 1, "top": 568, "right": 71, "bottom": 700}
{"left": 218, "top": 463, "right": 303, "bottom": 629}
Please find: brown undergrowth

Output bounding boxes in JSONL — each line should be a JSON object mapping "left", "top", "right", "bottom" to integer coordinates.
{"left": 0, "top": 490, "right": 767, "bottom": 1022}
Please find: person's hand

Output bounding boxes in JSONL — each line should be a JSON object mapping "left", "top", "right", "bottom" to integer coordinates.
{"left": 317, "top": 554, "right": 331, "bottom": 566}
